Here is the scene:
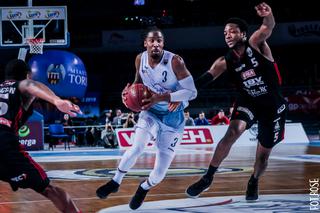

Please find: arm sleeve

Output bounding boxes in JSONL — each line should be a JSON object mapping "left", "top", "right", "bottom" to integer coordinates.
{"left": 195, "top": 72, "right": 214, "bottom": 89}
{"left": 170, "top": 75, "right": 197, "bottom": 102}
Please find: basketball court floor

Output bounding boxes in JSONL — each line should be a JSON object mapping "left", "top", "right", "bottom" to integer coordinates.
{"left": 0, "top": 141, "right": 319, "bottom": 213}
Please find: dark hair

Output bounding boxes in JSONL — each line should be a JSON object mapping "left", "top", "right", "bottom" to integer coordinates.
{"left": 225, "top": 17, "right": 248, "bottom": 33}
{"left": 5, "top": 59, "right": 30, "bottom": 81}
{"left": 143, "top": 26, "right": 164, "bottom": 40}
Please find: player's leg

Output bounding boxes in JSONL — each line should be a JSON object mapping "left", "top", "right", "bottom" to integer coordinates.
{"left": 246, "top": 143, "right": 272, "bottom": 201}
{"left": 4, "top": 138, "right": 80, "bottom": 212}
{"left": 246, "top": 105, "right": 286, "bottom": 201}
{"left": 186, "top": 120, "right": 246, "bottom": 198}
{"left": 96, "top": 127, "right": 153, "bottom": 199}
{"left": 186, "top": 104, "right": 255, "bottom": 198}
{"left": 41, "top": 184, "right": 80, "bottom": 213}
{"left": 129, "top": 131, "right": 180, "bottom": 210}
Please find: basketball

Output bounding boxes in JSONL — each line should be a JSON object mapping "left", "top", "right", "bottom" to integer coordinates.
{"left": 124, "top": 83, "right": 152, "bottom": 112}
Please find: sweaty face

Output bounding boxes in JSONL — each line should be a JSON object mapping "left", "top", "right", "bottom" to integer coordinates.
{"left": 224, "top": 23, "right": 245, "bottom": 48}
{"left": 144, "top": 31, "right": 164, "bottom": 60}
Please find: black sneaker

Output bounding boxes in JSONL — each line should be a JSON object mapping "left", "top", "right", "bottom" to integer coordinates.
{"left": 185, "top": 176, "right": 213, "bottom": 198}
{"left": 245, "top": 176, "right": 259, "bottom": 201}
{"left": 129, "top": 185, "right": 149, "bottom": 210}
{"left": 96, "top": 179, "right": 120, "bottom": 199}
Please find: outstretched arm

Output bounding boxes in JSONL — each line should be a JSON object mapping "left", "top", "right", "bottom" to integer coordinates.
{"left": 195, "top": 56, "right": 227, "bottom": 89}
{"left": 19, "top": 79, "right": 81, "bottom": 117}
{"left": 249, "top": 2, "right": 275, "bottom": 48}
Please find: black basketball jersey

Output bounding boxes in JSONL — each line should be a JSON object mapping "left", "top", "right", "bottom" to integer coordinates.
{"left": 225, "top": 43, "right": 284, "bottom": 104}
{"left": 0, "top": 80, "right": 33, "bottom": 133}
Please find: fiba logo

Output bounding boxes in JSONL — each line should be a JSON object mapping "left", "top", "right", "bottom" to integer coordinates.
{"left": 47, "top": 64, "right": 66, "bottom": 85}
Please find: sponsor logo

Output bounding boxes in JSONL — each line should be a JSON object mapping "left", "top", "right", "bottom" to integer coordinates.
{"left": 245, "top": 86, "right": 268, "bottom": 97}
{"left": 181, "top": 128, "right": 213, "bottom": 145}
{"left": 18, "top": 125, "right": 30, "bottom": 137}
{"left": 241, "top": 69, "right": 256, "bottom": 80}
{"left": 7, "top": 11, "right": 22, "bottom": 20}
{"left": 0, "top": 117, "right": 12, "bottom": 128}
{"left": 47, "top": 167, "right": 251, "bottom": 180}
{"left": 277, "top": 104, "right": 286, "bottom": 114}
{"left": 235, "top": 64, "right": 246, "bottom": 72}
{"left": 10, "top": 173, "right": 27, "bottom": 182}
{"left": 68, "top": 68, "right": 87, "bottom": 86}
{"left": 237, "top": 106, "right": 254, "bottom": 120}
{"left": 99, "top": 194, "right": 309, "bottom": 213}
{"left": 45, "top": 10, "right": 60, "bottom": 19}
{"left": 288, "top": 23, "right": 320, "bottom": 37}
{"left": 243, "top": 77, "right": 264, "bottom": 88}
{"left": 0, "top": 87, "right": 16, "bottom": 94}
{"left": 117, "top": 127, "right": 214, "bottom": 148}
{"left": 26, "top": 11, "right": 41, "bottom": 19}
{"left": 19, "top": 139, "right": 37, "bottom": 147}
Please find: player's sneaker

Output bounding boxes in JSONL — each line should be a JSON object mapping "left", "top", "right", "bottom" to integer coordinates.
{"left": 185, "top": 176, "right": 213, "bottom": 198}
{"left": 96, "top": 179, "right": 119, "bottom": 199}
{"left": 129, "top": 185, "right": 149, "bottom": 210}
{"left": 246, "top": 175, "right": 259, "bottom": 201}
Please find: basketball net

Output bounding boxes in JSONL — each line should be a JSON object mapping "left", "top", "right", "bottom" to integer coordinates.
{"left": 26, "top": 38, "right": 44, "bottom": 54}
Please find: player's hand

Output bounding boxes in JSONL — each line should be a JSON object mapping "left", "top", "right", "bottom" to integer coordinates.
{"left": 141, "top": 92, "right": 163, "bottom": 111}
{"left": 121, "top": 83, "right": 131, "bottom": 107}
{"left": 55, "top": 99, "right": 82, "bottom": 117}
{"left": 255, "top": 2, "right": 272, "bottom": 17}
{"left": 168, "top": 102, "right": 181, "bottom": 112}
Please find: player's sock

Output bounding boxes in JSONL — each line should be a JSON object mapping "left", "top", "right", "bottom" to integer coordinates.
{"left": 113, "top": 168, "right": 127, "bottom": 184}
{"left": 203, "top": 165, "right": 218, "bottom": 179}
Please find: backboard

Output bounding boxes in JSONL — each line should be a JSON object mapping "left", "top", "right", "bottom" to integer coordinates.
{"left": 0, "top": 6, "right": 69, "bottom": 48}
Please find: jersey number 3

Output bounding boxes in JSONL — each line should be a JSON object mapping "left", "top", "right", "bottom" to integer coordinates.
{"left": 162, "top": 71, "right": 167, "bottom": 82}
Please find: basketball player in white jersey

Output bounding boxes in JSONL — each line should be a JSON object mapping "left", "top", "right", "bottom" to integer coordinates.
{"left": 96, "top": 27, "right": 197, "bottom": 210}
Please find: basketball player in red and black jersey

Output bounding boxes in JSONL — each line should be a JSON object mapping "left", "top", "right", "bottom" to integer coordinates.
{"left": 186, "top": 2, "right": 287, "bottom": 201}
{"left": 0, "top": 59, "right": 81, "bottom": 213}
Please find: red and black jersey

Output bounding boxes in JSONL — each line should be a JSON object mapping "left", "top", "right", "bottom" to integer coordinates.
{"left": 0, "top": 80, "right": 33, "bottom": 133}
{"left": 225, "top": 43, "right": 284, "bottom": 105}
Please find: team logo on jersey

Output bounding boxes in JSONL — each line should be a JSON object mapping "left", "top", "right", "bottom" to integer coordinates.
{"left": 241, "top": 69, "right": 256, "bottom": 80}
{"left": 246, "top": 47, "right": 253, "bottom": 57}
{"left": 47, "top": 64, "right": 66, "bottom": 85}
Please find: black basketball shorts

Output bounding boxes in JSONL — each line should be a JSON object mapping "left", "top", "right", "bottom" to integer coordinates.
{"left": 231, "top": 99, "right": 287, "bottom": 148}
{"left": 0, "top": 131, "right": 50, "bottom": 193}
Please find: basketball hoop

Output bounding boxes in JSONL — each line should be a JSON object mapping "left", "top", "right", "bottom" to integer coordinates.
{"left": 27, "top": 38, "right": 44, "bottom": 54}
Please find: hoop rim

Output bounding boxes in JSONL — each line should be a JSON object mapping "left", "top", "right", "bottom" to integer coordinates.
{"left": 26, "top": 38, "right": 45, "bottom": 43}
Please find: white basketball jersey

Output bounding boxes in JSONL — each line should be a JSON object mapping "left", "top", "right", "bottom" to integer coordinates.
{"left": 139, "top": 50, "right": 187, "bottom": 114}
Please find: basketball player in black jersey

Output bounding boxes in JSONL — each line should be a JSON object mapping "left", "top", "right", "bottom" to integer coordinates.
{"left": 186, "top": 2, "right": 287, "bottom": 201}
{"left": 0, "top": 59, "right": 81, "bottom": 213}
